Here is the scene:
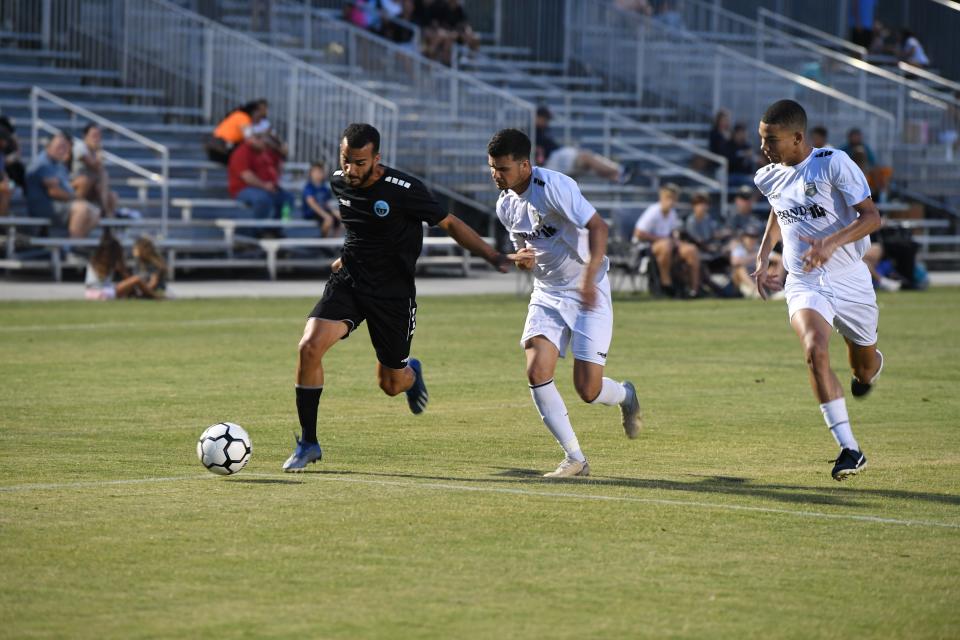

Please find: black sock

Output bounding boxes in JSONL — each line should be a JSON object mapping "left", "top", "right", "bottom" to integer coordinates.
{"left": 295, "top": 386, "right": 323, "bottom": 444}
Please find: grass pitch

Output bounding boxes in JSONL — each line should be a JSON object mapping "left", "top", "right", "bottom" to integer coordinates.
{"left": 1, "top": 287, "right": 959, "bottom": 639}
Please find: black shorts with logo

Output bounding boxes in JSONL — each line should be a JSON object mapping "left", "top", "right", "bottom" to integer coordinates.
{"left": 309, "top": 273, "right": 417, "bottom": 370}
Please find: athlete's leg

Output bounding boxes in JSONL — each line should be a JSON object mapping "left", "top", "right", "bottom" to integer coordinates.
{"left": 790, "top": 308, "right": 842, "bottom": 403}
{"left": 376, "top": 362, "right": 415, "bottom": 396}
{"left": 572, "top": 359, "right": 604, "bottom": 402}
{"left": 297, "top": 318, "right": 349, "bottom": 387}
{"left": 525, "top": 335, "right": 586, "bottom": 465}
{"left": 791, "top": 308, "right": 861, "bottom": 456}
{"left": 845, "top": 337, "right": 882, "bottom": 386}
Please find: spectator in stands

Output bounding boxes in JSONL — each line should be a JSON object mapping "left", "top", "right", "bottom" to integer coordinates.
{"left": 633, "top": 183, "right": 702, "bottom": 297}
{"left": 303, "top": 160, "right": 341, "bottom": 237}
{"left": 684, "top": 191, "right": 722, "bottom": 253}
{"left": 848, "top": 0, "right": 877, "bottom": 49}
{"left": 26, "top": 133, "right": 99, "bottom": 238}
{"left": 725, "top": 185, "right": 759, "bottom": 237}
{"left": 345, "top": 0, "right": 403, "bottom": 38}
{"left": 206, "top": 98, "right": 268, "bottom": 165}
{"left": 434, "top": 0, "right": 479, "bottom": 59}
{"left": 850, "top": 145, "right": 893, "bottom": 203}
{"left": 227, "top": 131, "right": 294, "bottom": 220}
{"left": 0, "top": 155, "right": 9, "bottom": 216}
{"left": 0, "top": 114, "right": 25, "bottom": 191}
{"left": 839, "top": 128, "right": 876, "bottom": 166}
{"left": 535, "top": 106, "right": 627, "bottom": 183}
{"left": 899, "top": 28, "right": 930, "bottom": 68}
{"left": 132, "top": 236, "right": 168, "bottom": 299}
{"left": 72, "top": 123, "right": 118, "bottom": 218}
{"left": 709, "top": 109, "right": 732, "bottom": 158}
{"left": 654, "top": 1, "right": 684, "bottom": 30}
{"left": 863, "top": 222, "right": 926, "bottom": 291}
{"left": 729, "top": 227, "right": 762, "bottom": 298}
{"left": 810, "top": 125, "right": 831, "bottom": 149}
{"left": 726, "top": 123, "right": 757, "bottom": 187}
{"left": 84, "top": 231, "right": 137, "bottom": 300}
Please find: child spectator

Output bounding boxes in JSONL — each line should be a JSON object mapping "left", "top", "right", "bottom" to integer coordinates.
{"left": 302, "top": 161, "right": 341, "bottom": 237}
{"left": 132, "top": 236, "right": 168, "bottom": 299}
{"left": 84, "top": 232, "right": 137, "bottom": 300}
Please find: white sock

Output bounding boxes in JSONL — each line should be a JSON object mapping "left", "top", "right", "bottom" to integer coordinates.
{"left": 530, "top": 380, "right": 585, "bottom": 462}
{"left": 590, "top": 377, "right": 627, "bottom": 406}
{"left": 820, "top": 397, "right": 859, "bottom": 451}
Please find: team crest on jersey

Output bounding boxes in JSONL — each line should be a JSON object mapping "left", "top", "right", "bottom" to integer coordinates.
{"left": 804, "top": 182, "right": 817, "bottom": 197}
{"left": 374, "top": 200, "right": 390, "bottom": 217}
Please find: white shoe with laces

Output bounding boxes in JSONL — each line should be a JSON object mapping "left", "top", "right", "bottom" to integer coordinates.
{"left": 543, "top": 457, "right": 590, "bottom": 478}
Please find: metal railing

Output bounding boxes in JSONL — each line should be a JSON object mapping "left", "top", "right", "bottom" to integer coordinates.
{"left": 258, "top": 1, "right": 535, "bottom": 211}
{"left": 29, "top": 86, "right": 171, "bottom": 234}
{"left": 6, "top": 0, "right": 400, "bottom": 170}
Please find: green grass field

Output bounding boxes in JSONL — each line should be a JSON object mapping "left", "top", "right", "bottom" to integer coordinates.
{"left": 1, "top": 288, "right": 959, "bottom": 639}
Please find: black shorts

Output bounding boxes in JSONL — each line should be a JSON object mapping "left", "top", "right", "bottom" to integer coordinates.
{"left": 309, "top": 274, "right": 417, "bottom": 370}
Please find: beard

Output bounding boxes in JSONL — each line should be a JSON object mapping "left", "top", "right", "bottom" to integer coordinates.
{"left": 344, "top": 164, "right": 375, "bottom": 186}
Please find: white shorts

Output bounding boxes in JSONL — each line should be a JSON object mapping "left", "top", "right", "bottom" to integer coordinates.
{"left": 521, "top": 276, "right": 613, "bottom": 365}
{"left": 544, "top": 146, "right": 579, "bottom": 177}
{"left": 785, "top": 261, "right": 878, "bottom": 346}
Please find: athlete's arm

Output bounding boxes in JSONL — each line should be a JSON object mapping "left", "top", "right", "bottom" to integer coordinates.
{"left": 751, "top": 208, "right": 783, "bottom": 300}
{"left": 580, "top": 212, "right": 608, "bottom": 309}
{"left": 436, "top": 214, "right": 511, "bottom": 273}
{"left": 799, "top": 197, "right": 881, "bottom": 272}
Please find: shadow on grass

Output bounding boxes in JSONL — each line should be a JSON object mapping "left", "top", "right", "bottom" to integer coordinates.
{"left": 227, "top": 478, "right": 304, "bottom": 485}
{"left": 301, "top": 467, "right": 960, "bottom": 510}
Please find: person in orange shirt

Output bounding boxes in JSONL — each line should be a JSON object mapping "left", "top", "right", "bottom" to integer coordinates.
{"left": 205, "top": 99, "right": 268, "bottom": 164}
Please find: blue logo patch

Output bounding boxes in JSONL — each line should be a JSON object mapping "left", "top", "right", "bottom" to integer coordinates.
{"left": 374, "top": 200, "right": 390, "bottom": 217}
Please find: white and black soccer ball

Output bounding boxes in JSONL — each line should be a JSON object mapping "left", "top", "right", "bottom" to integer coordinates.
{"left": 197, "top": 422, "right": 252, "bottom": 476}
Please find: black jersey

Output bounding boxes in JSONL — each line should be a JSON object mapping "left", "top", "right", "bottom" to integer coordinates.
{"left": 330, "top": 165, "right": 447, "bottom": 298}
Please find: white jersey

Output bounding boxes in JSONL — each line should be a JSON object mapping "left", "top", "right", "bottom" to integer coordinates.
{"left": 496, "top": 166, "right": 608, "bottom": 292}
{"left": 754, "top": 148, "right": 871, "bottom": 277}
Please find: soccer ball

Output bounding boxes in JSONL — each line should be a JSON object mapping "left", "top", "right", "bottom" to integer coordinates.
{"left": 197, "top": 422, "right": 252, "bottom": 475}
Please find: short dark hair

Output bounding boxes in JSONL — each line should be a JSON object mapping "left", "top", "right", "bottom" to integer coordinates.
{"left": 341, "top": 123, "right": 380, "bottom": 153}
{"left": 310, "top": 160, "right": 326, "bottom": 171}
{"left": 487, "top": 128, "right": 531, "bottom": 160}
{"left": 82, "top": 122, "right": 99, "bottom": 136}
{"left": 810, "top": 125, "right": 828, "bottom": 138}
{"left": 761, "top": 99, "right": 807, "bottom": 132}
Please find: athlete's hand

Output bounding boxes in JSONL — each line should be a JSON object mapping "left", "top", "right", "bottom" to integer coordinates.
{"left": 579, "top": 282, "right": 597, "bottom": 310}
{"left": 799, "top": 235, "right": 836, "bottom": 272}
{"left": 489, "top": 252, "right": 512, "bottom": 273}
{"left": 506, "top": 247, "right": 535, "bottom": 271}
{"left": 331, "top": 257, "right": 342, "bottom": 273}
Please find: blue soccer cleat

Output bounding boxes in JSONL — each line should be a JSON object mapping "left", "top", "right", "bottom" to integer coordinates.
{"left": 282, "top": 436, "right": 323, "bottom": 472}
{"left": 831, "top": 448, "right": 867, "bottom": 481}
{"left": 405, "top": 358, "right": 429, "bottom": 415}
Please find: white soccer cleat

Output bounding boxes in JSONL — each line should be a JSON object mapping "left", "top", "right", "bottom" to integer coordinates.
{"left": 543, "top": 457, "right": 590, "bottom": 478}
{"left": 619, "top": 381, "right": 643, "bottom": 439}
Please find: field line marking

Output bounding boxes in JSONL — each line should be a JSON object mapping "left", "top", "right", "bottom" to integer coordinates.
{"left": 2, "top": 471, "right": 957, "bottom": 530}
{"left": 0, "top": 474, "right": 214, "bottom": 492}
{"left": 0, "top": 317, "right": 293, "bottom": 333}
{"left": 288, "top": 473, "right": 960, "bottom": 530}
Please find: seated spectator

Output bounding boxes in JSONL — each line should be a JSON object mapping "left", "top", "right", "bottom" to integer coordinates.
{"left": 849, "top": 145, "right": 893, "bottom": 203}
{"left": 0, "top": 138, "right": 9, "bottom": 216}
{"left": 227, "top": 131, "right": 294, "bottom": 220}
{"left": 863, "top": 221, "right": 927, "bottom": 291}
{"left": 132, "top": 236, "right": 168, "bottom": 299}
{"left": 684, "top": 191, "right": 722, "bottom": 253}
{"left": 205, "top": 99, "right": 268, "bottom": 165}
{"left": 433, "top": 0, "right": 479, "bottom": 59}
{"left": 724, "top": 186, "right": 759, "bottom": 238}
{"left": 535, "top": 106, "right": 627, "bottom": 183}
{"left": 72, "top": 123, "right": 118, "bottom": 218}
{"left": 899, "top": 28, "right": 930, "bottom": 68}
{"left": 633, "top": 183, "right": 702, "bottom": 297}
{"left": 709, "top": 109, "right": 732, "bottom": 158}
{"left": 655, "top": 1, "right": 684, "bottom": 29}
{"left": 810, "top": 125, "right": 831, "bottom": 149}
{"left": 302, "top": 160, "right": 341, "bottom": 237}
{"left": 0, "top": 114, "right": 25, "bottom": 191}
{"left": 84, "top": 231, "right": 139, "bottom": 300}
{"left": 848, "top": 0, "right": 877, "bottom": 49}
{"left": 729, "top": 227, "right": 763, "bottom": 298}
{"left": 26, "top": 133, "right": 99, "bottom": 237}
{"left": 839, "top": 128, "right": 876, "bottom": 166}
{"left": 726, "top": 123, "right": 757, "bottom": 187}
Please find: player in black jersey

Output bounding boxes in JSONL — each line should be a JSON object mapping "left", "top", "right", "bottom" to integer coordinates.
{"left": 283, "top": 123, "right": 511, "bottom": 471}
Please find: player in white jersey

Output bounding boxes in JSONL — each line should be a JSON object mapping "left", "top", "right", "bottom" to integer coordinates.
{"left": 486, "top": 128, "right": 642, "bottom": 478}
{"left": 751, "top": 100, "right": 884, "bottom": 481}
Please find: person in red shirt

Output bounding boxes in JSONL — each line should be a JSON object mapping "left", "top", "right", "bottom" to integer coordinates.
{"left": 227, "top": 132, "right": 293, "bottom": 219}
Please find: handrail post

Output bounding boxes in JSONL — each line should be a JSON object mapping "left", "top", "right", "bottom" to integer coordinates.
{"left": 203, "top": 25, "right": 214, "bottom": 121}
{"left": 41, "top": 0, "right": 51, "bottom": 49}
{"left": 160, "top": 149, "right": 169, "bottom": 238}
{"left": 30, "top": 87, "right": 39, "bottom": 161}
{"left": 287, "top": 67, "right": 299, "bottom": 160}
